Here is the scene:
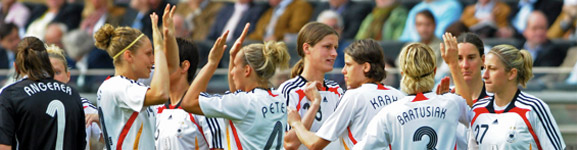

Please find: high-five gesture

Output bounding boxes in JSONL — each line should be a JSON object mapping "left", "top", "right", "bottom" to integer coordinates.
{"left": 182, "top": 30, "right": 229, "bottom": 114}
{"left": 440, "top": 32, "right": 459, "bottom": 65}
{"left": 150, "top": 13, "right": 164, "bottom": 54}
{"left": 228, "top": 23, "right": 250, "bottom": 92}
{"left": 161, "top": 4, "right": 179, "bottom": 73}
{"left": 440, "top": 32, "right": 473, "bottom": 107}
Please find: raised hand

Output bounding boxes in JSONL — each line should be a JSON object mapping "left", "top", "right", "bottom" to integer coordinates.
{"left": 150, "top": 13, "right": 164, "bottom": 53}
{"left": 228, "top": 23, "right": 250, "bottom": 92}
{"left": 436, "top": 76, "right": 451, "bottom": 95}
{"left": 161, "top": 4, "right": 179, "bottom": 74}
{"left": 230, "top": 23, "right": 251, "bottom": 60}
{"left": 162, "top": 4, "right": 176, "bottom": 37}
{"left": 440, "top": 32, "right": 459, "bottom": 65}
{"left": 208, "top": 30, "right": 229, "bottom": 65}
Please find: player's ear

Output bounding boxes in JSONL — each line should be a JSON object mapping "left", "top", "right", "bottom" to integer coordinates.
{"left": 363, "top": 62, "right": 371, "bottom": 73}
{"left": 244, "top": 64, "right": 251, "bottom": 77}
{"left": 181, "top": 60, "right": 190, "bottom": 73}
{"left": 124, "top": 50, "right": 133, "bottom": 63}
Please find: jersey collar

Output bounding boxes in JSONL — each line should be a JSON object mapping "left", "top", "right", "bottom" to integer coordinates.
{"left": 486, "top": 89, "right": 520, "bottom": 113}
{"left": 298, "top": 75, "right": 330, "bottom": 90}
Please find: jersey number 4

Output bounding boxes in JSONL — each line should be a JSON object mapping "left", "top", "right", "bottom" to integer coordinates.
{"left": 264, "top": 121, "right": 283, "bottom": 150}
{"left": 413, "top": 126, "right": 438, "bottom": 150}
{"left": 46, "top": 100, "right": 66, "bottom": 150}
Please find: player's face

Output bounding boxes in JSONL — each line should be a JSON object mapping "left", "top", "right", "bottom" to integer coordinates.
{"left": 416, "top": 14, "right": 435, "bottom": 43}
{"left": 342, "top": 54, "right": 366, "bottom": 89}
{"left": 306, "top": 34, "right": 338, "bottom": 73}
{"left": 482, "top": 53, "right": 509, "bottom": 93}
{"left": 50, "top": 58, "right": 70, "bottom": 83}
{"left": 458, "top": 43, "right": 484, "bottom": 82}
{"left": 231, "top": 51, "right": 247, "bottom": 90}
{"left": 132, "top": 39, "right": 154, "bottom": 79}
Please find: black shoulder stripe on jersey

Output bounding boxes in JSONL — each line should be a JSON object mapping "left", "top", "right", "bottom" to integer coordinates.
{"left": 280, "top": 78, "right": 302, "bottom": 97}
{"left": 98, "top": 107, "right": 112, "bottom": 150}
{"left": 210, "top": 118, "right": 223, "bottom": 148}
{"left": 518, "top": 94, "right": 563, "bottom": 150}
{"left": 81, "top": 98, "right": 97, "bottom": 109}
{"left": 281, "top": 79, "right": 305, "bottom": 105}
{"left": 324, "top": 79, "right": 339, "bottom": 86}
{"left": 205, "top": 117, "right": 217, "bottom": 148}
{"left": 472, "top": 98, "right": 491, "bottom": 108}
{"left": 519, "top": 93, "right": 563, "bottom": 150}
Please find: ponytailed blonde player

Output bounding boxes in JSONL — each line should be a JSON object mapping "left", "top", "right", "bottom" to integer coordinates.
{"left": 287, "top": 39, "right": 405, "bottom": 149}
{"left": 181, "top": 23, "right": 291, "bottom": 149}
{"left": 94, "top": 5, "right": 179, "bottom": 149}
{"left": 354, "top": 33, "right": 473, "bottom": 149}
{"left": 280, "top": 22, "right": 344, "bottom": 150}
{"left": 469, "top": 45, "right": 565, "bottom": 149}
{"left": 154, "top": 38, "right": 226, "bottom": 150}
{"left": 46, "top": 45, "right": 104, "bottom": 150}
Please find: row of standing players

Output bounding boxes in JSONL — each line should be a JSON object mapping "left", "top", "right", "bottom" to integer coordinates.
{"left": 0, "top": 4, "right": 566, "bottom": 150}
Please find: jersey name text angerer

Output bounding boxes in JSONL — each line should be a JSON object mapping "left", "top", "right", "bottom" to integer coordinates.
{"left": 23, "top": 82, "right": 72, "bottom": 96}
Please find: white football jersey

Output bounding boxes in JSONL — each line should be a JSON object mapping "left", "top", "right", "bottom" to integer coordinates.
{"left": 97, "top": 76, "right": 157, "bottom": 150}
{"left": 469, "top": 90, "right": 565, "bottom": 150}
{"left": 82, "top": 97, "right": 102, "bottom": 150}
{"left": 354, "top": 92, "right": 472, "bottom": 150}
{"left": 199, "top": 88, "right": 286, "bottom": 150}
{"left": 450, "top": 84, "right": 493, "bottom": 150}
{"left": 316, "top": 83, "right": 405, "bottom": 149}
{"left": 278, "top": 76, "right": 344, "bottom": 150}
{"left": 155, "top": 100, "right": 226, "bottom": 150}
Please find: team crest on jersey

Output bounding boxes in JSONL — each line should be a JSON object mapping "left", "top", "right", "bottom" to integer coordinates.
{"left": 506, "top": 126, "right": 517, "bottom": 143}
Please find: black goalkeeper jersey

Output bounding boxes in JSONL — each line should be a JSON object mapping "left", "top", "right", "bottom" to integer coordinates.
{"left": 0, "top": 78, "right": 86, "bottom": 149}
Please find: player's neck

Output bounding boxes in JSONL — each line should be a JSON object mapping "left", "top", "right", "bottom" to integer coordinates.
{"left": 494, "top": 86, "right": 518, "bottom": 107}
{"left": 468, "top": 79, "right": 484, "bottom": 100}
{"left": 115, "top": 68, "right": 137, "bottom": 80}
{"left": 301, "top": 66, "right": 325, "bottom": 83}
{"left": 169, "top": 78, "right": 189, "bottom": 105}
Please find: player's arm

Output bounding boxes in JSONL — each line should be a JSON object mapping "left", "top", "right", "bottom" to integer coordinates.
{"left": 440, "top": 32, "right": 473, "bottom": 107}
{"left": 143, "top": 12, "right": 170, "bottom": 106}
{"left": 530, "top": 102, "right": 566, "bottom": 150}
{"left": 181, "top": 30, "right": 229, "bottom": 114}
{"left": 287, "top": 113, "right": 331, "bottom": 150}
{"left": 228, "top": 23, "right": 250, "bottom": 92}
{"left": 161, "top": 4, "right": 179, "bottom": 74}
{"left": 285, "top": 82, "right": 324, "bottom": 149}
{"left": 0, "top": 144, "right": 10, "bottom": 150}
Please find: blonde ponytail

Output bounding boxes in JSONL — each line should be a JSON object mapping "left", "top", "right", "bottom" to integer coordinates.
{"left": 243, "top": 41, "right": 290, "bottom": 83}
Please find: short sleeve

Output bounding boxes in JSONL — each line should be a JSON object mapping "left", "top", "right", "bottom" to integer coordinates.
{"left": 446, "top": 93, "right": 472, "bottom": 125}
{"left": 198, "top": 92, "right": 251, "bottom": 120}
{"left": 0, "top": 94, "right": 15, "bottom": 145}
{"left": 82, "top": 98, "right": 98, "bottom": 114}
{"left": 118, "top": 82, "right": 148, "bottom": 112}
{"left": 199, "top": 117, "right": 227, "bottom": 149}
{"left": 316, "top": 93, "right": 357, "bottom": 141}
{"left": 353, "top": 110, "right": 390, "bottom": 150}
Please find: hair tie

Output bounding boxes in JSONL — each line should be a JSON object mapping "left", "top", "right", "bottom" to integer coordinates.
{"left": 113, "top": 34, "right": 144, "bottom": 59}
{"left": 418, "top": 71, "right": 434, "bottom": 78}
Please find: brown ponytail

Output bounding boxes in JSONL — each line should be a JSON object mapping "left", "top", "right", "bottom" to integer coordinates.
{"left": 15, "top": 37, "right": 54, "bottom": 81}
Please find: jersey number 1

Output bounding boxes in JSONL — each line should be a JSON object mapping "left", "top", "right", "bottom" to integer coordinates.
{"left": 413, "top": 126, "right": 438, "bottom": 150}
{"left": 264, "top": 121, "right": 283, "bottom": 150}
{"left": 46, "top": 100, "right": 66, "bottom": 150}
